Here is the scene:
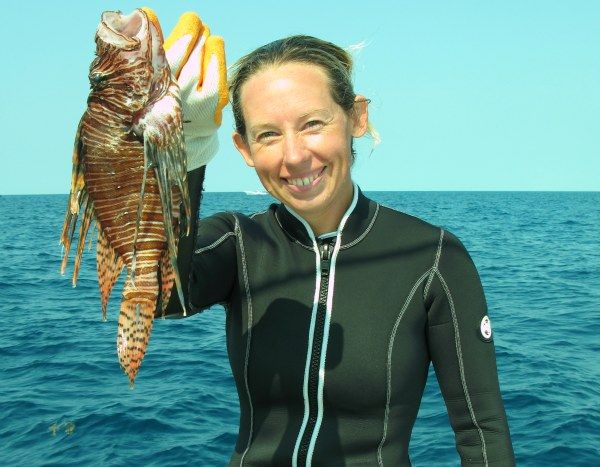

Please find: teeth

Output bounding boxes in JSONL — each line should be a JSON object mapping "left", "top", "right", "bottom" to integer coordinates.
{"left": 288, "top": 172, "right": 318, "bottom": 187}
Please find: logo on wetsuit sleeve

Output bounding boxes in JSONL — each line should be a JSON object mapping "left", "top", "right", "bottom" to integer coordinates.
{"left": 479, "top": 315, "right": 493, "bottom": 342}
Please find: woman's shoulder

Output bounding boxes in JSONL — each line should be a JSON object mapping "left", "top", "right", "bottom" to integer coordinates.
{"left": 199, "top": 210, "right": 238, "bottom": 231}
{"left": 376, "top": 204, "right": 468, "bottom": 250}
{"left": 201, "top": 204, "right": 274, "bottom": 223}
{"left": 200, "top": 204, "right": 280, "bottom": 235}
{"left": 372, "top": 203, "right": 475, "bottom": 271}
{"left": 375, "top": 203, "right": 442, "bottom": 239}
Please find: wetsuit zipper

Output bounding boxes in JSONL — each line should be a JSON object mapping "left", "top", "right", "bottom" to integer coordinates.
{"left": 297, "top": 239, "right": 333, "bottom": 465}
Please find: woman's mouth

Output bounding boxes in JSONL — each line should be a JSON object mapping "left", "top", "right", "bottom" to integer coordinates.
{"left": 284, "top": 167, "right": 326, "bottom": 191}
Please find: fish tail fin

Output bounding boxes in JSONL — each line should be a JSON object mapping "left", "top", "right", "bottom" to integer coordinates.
{"left": 117, "top": 272, "right": 158, "bottom": 385}
{"left": 97, "top": 229, "right": 124, "bottom": 321}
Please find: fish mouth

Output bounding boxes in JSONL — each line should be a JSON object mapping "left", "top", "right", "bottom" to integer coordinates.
{"left": 98, "top": 10, "right": 147, "bottom": 49}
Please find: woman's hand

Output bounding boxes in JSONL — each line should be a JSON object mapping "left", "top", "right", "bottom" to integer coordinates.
{"left": 142, "top": 7, "right": 228, "bottom": 171}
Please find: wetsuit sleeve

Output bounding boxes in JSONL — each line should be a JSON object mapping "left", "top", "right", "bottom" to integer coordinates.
{"left": 188, "top": 211, "right": 237, "bottom": 312}
{"left": 158, "top": 166, "right": 237, "bottom": 317}
{"left": 425, "top": 230, "right": 515, "bottom": 466}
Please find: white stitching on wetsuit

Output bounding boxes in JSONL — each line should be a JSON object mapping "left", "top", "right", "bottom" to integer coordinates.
{"left": 274, "top": 210, "right": 314, "bottom": 251}
{"left": 423, "top": 228, "right": 444, "bottom": 301}
{"left": 340, "top": 203, "right": 380, "bottom": 249}
{"left": 250, "top": 209, "right": 269, "bottom": 219}
{"left": 435, "top": 269, "right": 489, "bottom": 467}
{"left": 194, "top": 231, "right": 236, "bottom": 254}
{"left": 274, "top": 193, "right": 378, "bottom": 252}
{"left": 378, "top": 269, "right": 432, "bottom": 466}
{"left": 235, "top": 214, "right": 255, "bottom": 467}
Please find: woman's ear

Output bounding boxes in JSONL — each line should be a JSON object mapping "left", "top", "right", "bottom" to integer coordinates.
{"left": 232, "top": 131, "right": 255, "bottom": 167}
{"left": 351, "top": 95, "right": 369, "bottom": 137}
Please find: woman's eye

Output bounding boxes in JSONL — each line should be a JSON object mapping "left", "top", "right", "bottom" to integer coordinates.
{"left": 257, "top": 131, "right": 278, "bottom": 142}
{"left": 305, "top": 120, "right": 323, "bottom": 130}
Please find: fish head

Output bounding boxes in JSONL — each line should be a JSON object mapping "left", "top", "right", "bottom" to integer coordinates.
{"left": 89, "top": 9, "right": 169, "bottom": 112}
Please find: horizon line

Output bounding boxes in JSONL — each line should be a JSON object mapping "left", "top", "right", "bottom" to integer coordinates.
{"left": 1, "top": 189, "right": 599, "bottom": 196}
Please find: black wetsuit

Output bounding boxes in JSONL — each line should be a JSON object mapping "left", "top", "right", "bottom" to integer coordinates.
{"left": 165, "top": 168, "right": 515, "bottom": 466}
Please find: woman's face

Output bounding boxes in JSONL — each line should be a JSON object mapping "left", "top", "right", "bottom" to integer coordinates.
{"left": 233, "top": 62, "right": 368, "bottom": 230}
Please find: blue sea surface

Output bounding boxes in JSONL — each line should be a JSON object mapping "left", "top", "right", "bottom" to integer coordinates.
{"left": 1, "top": 191, "right": 598, "bottom": 466}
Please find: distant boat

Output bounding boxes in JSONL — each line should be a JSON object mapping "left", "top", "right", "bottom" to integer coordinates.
{"left": 244, "top": 189, "right": 268, "bottom": 196}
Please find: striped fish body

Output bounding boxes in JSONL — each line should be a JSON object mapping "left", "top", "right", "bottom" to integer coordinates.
{"left": 60, "top": 9, "right": 191, "bottom": 385}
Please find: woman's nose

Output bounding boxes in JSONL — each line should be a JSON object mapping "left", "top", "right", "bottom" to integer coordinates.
{"left": 282, "top": 133, "right": 310, "bottom": 166}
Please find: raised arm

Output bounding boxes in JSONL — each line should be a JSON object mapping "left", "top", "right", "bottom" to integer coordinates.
{"left": 425, "top": 230, "right": 515, "bottom": 466}
{"left": 143, "top": 8, "right": 228, "bottom": 318}
{"left": 159, "top": 164, "right": 204, "bottom": 317}
{"left": 160, "top": 176, "right": 238, "bottom": 317}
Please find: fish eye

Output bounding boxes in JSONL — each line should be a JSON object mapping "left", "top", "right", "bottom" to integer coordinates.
{"left": 89, "top": 73, "right": 107, "bottom": 88}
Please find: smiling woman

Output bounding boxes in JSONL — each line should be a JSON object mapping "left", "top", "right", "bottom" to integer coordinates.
{"left": 161, "top": 30, "right": 516, "bottom": 466}
{"left": 232, "top": 62, "right": 368, "bottom": 235}
{"left": 228, "top": 35, "right": 373, "bottom": 235}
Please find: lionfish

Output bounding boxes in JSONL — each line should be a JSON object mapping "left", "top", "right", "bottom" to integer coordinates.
{"left": 60, "top": 9, "right": 191, "bottom": 385}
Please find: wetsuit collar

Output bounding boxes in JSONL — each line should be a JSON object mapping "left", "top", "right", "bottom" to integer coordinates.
{"left": 275, "top": 184, "right": 378, "bottom": 248}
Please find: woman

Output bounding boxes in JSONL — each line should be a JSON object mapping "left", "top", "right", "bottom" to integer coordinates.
{"left": 150, "top": 10, "right": 515, "bottom": 466}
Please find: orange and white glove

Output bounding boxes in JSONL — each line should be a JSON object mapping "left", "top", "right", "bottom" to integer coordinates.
{"left": 143, "top": 8, "right": 228, "bottom": 171}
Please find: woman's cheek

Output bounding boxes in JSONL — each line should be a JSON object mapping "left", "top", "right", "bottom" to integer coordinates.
{"left": 303, "top": 132, "right": 324, "bottom": 144}
{"left": 253, "top": 146, "right": 279, "bottom": 169}
{"left": 254, "top": 155, "right": 280, "bottom": 184}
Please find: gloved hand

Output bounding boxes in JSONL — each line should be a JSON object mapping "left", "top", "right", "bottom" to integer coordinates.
{"left": 143, "top": 7, "right": 228, "bottom": 171}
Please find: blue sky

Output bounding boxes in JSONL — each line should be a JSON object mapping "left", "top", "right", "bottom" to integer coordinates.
{"left": 1, "top": 1, "right": 598, "bottom": 194}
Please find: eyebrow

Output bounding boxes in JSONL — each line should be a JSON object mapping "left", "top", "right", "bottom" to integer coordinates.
{"left": 248, "top": 124, "right": 274, "bottom": 135}
{"left": 298, "top": 108, "right": 332, "bottom": 119}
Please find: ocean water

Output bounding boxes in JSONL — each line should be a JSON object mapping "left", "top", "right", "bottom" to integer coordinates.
{"left": 0, "top": 191, "right": 598, "bottom": 466}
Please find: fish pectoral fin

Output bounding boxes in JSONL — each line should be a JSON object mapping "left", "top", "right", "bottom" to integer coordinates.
{"left": 68, "top": 117, "right": 86, "bottom": 215}
{"left": 144, "top": 134, "right": 188, "bottom": 317}
{"left": 97, "top": 229, "right": 124, "bottom": 321}
{"left": 71, "top": 193, "right": 95, "bottom": 287}
{"left": 129, "top": 144, "right": 152, "bottom": 287}
{"left": 132, "top": 82, "right": 191, "bottom": 231}
{"left": 60, "top": 117, "right": 88, "bottom": 277}
{"left": 156, "top": 233, "right": 177, "bottom": 319}
{"left": 138, "top": 85, "right": 190, "bottom": 316}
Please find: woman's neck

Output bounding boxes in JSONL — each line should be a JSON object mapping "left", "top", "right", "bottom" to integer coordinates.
{"left": 303, "top": 182, "right": 355, "bottom": 237}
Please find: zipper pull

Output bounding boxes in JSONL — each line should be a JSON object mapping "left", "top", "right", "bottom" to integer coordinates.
{"left": 319, "top": 242, "right": 332, "bottom": 277}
